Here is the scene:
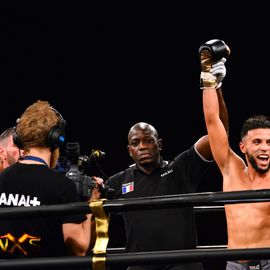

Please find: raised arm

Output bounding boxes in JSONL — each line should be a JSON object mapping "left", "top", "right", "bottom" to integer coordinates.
{"left": 200, "top": 39, "right": 231, "bottom": 171}
{"left": 203, "top": 87, "right": 230, "bottom": 171}
{"left": 195, "top": 39, "right": 230, "bottom": 160}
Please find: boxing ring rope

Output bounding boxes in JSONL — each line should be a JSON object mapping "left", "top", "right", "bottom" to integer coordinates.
{"left": 194, "top": 205, "right": 224, "bottom": 212}
{"left": 1, "top": 247, "right": 270, "bottom": 269}
{"left": 0, "top": 189, "right": 269, "bottom": 219}
{"left": 1, "top": 189, "right": 270, "bottom": 269}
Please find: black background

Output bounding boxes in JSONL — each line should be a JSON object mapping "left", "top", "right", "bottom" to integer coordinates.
{"left": 1, "top": 2, "right": 269, "bottom": 269}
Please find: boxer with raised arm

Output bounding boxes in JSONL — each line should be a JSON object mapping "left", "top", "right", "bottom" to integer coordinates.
{"left": 202, "top": 40, "right": 270, "bottom": 269}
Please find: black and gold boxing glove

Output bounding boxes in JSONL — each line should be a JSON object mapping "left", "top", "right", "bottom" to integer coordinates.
{"left": 199, "top": 39, "right": 230, "bottom": 88}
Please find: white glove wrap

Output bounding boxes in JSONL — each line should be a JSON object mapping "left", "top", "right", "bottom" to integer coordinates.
{"left": 210, "top": 58, "right": 227, "bottom": 88}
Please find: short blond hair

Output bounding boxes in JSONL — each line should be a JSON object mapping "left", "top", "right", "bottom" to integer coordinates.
{"left": 16, "top": 100, "right": 61, "bottom": 151}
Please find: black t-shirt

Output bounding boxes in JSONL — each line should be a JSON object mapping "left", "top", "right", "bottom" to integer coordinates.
{"left": 0, "top": 163, "right": 86, "bottom": 258}
{"left": 106, "top": 146, "right": 211, "bottom": 270}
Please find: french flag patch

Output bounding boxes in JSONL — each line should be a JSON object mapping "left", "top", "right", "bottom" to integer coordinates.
{"left": 122, "top": 182, "right": 134, "bottom": 194}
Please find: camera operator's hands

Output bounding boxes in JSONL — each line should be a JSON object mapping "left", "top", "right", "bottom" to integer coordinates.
{"left": 89, "top": 176, "right": 104, "bottom": 202}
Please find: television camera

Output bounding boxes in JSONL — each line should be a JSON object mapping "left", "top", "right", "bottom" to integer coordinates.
{"left": 57, "top": 142, "right": 109, "bottom": 199}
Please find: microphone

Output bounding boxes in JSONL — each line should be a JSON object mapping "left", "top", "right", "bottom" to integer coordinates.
{"left": 90, "top": 149, "right": 105, "bottom": 159}
{"left": 77, "top": 149, "right": 105, "bottom": 165}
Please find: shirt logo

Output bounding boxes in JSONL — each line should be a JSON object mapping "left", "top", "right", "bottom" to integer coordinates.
{"left": 0, "top": 233, "right": 41, "bottom": 256}
{"left": 122, "top": 182, "right": 134, "bottom": 194}
{"left": 249, "top": 266, "right": 260, "bottom": 270}
{"left": 161, "top": 169, "right": 173, "bottom": 178}
{"left": 0, "top": 193, "right": 40, "bottom": 207}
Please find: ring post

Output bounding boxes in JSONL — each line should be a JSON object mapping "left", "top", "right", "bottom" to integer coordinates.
{"left": 90, "top": 198, "right": 109, "bottom": 270}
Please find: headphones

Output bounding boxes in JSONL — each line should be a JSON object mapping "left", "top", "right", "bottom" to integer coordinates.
{"left": 13, "top": 106, "right": 66, "bottom": 150}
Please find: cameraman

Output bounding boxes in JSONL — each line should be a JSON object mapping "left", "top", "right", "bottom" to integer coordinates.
{"left": 0, "top": 100, "right": 98, "bottom": 259}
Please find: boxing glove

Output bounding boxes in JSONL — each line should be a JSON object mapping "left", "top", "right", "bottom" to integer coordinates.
{"left": 199, "top": 39, "right": 230, "bottom": 88}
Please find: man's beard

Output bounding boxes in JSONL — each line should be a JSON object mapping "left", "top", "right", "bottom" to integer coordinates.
{"left": 7, "top": 153, "right": 17, "bottom": 166}
{"left": 247, "top": 153, "right": 270, "bottom": 173}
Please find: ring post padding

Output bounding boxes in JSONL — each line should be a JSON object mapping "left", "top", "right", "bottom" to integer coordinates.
{"left": 90, "top": 198, "right": 109, "bottom": 270}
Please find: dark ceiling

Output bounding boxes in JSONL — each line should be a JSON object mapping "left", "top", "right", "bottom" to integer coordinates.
{"left": 1, "top": 1, "right": 269, "bottom": 180}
